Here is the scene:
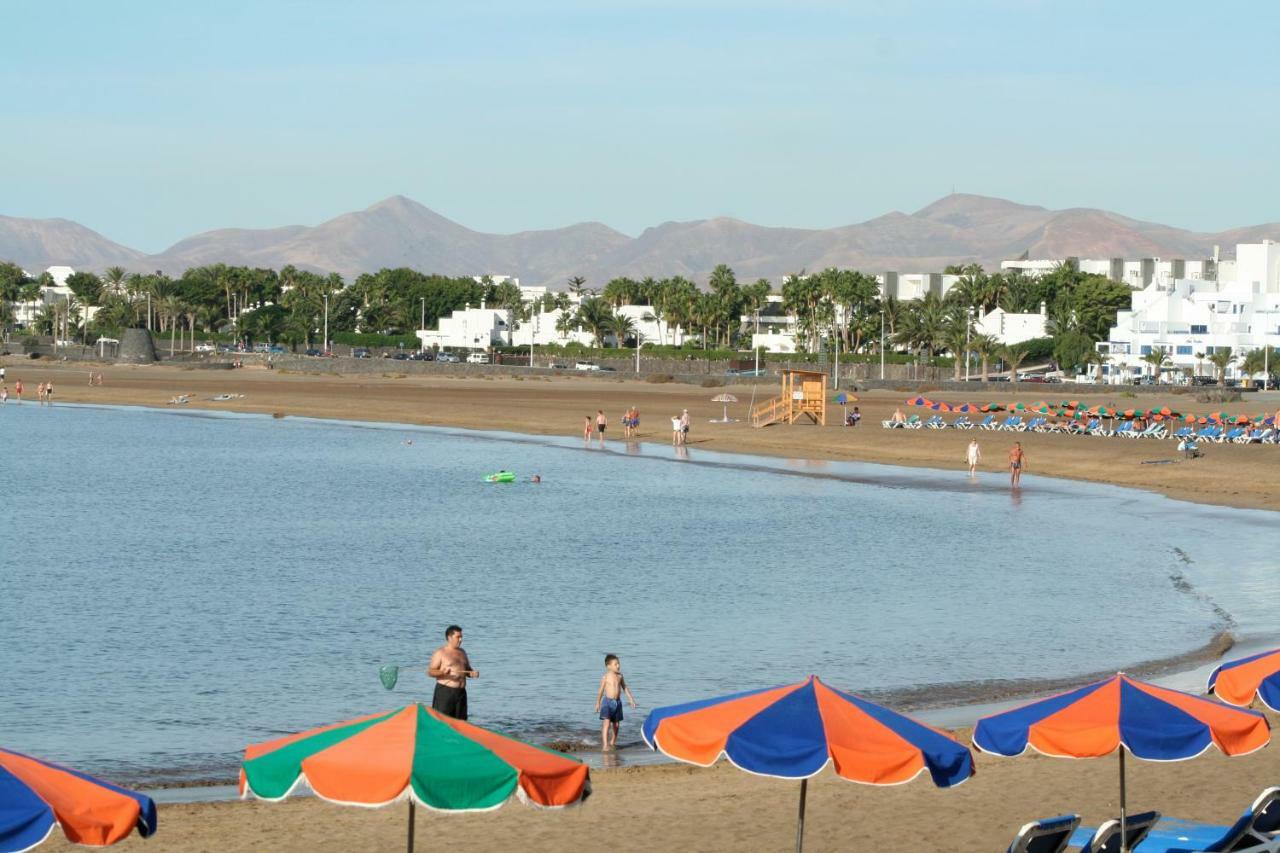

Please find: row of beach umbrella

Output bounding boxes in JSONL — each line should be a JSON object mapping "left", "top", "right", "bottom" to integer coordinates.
{"left": 907, "top": 396, "right": 1278, "bottom": 426}
{"left": 5, "top": 650, "right": 1280, "bottom": 853}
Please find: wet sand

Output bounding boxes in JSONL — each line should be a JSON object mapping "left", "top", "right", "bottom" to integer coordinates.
{"left": 12, "top": 360, "right": 1280, "bottom": 512}
{"left": 40, "top": 721, "right": 1280, "bottom": 852}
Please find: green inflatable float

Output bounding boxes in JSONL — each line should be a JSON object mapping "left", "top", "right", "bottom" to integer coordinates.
{"left": 484, "top": 471, "right": 516, "bottom": 483}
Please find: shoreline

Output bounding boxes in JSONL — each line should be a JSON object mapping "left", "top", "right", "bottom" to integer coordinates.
{"left": 9, "top": 360, "right": 1280, "bottom": 512}
{"left": 11, "top": 364, "right": 1280, "bottom": 851}
{"left": 26, "top": 405, "right": 1273, "bottom": 794}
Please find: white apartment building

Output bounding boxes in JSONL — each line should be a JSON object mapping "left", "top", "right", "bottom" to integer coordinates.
{"left": 974, "top": 304, "right": 1048, "bottom": 346}
{"left": 12, "top": 265, "right": 83, "bottom": 328}
{"left": 1002, "top": 256, "right": 1215, "bottom": 288}
{"left": 1097, "top": 241, "right": 1280, "bottom": 383}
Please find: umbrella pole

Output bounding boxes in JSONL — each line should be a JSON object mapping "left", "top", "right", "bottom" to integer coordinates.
{"left": 407, "top": 800, "right": 415, "bottom": 853}
{"left": 795, "top": 778, "right": 808, "bottom": 853}
{"left": 1118, "top": 749, "right": 1127, "bottom": 853}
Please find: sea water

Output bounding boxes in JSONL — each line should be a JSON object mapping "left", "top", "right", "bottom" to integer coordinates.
{"left": 1, "top": 403, "right": 1276, "bottom": 784}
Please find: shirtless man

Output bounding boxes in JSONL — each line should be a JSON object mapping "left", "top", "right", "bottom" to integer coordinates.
{"left": 427, "top": 625, "right": 478, "bottom": 720}
{"left": 1009, "top": 441, "right": 1026, "bottom": 488}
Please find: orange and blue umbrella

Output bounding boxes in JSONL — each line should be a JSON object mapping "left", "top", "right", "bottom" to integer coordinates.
{"left": 1208, "top": 649, "right": 1280, "bottom": 712}
{"left": 0, "top": 748, "right": 156, "bottom": 852}
{"left": 643, "top": 676, "right": 973, "bottom": 852}
{"left": 975, "top": 674, "right": 1268, "bottom": 852}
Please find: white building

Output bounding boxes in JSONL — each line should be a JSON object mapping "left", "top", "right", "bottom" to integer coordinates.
{"left": 1002, "top": 256, "right": 1215, "bottom": 288}
{"left": 1097, "top": 241, "right": 1280, "bottom": 383}
{"left": 416, "top": 304, "right": 512, "bottom": 350}
{"left": 974, "top": 304, "right": 1048, "bottom": 346}
{"left": 13, "top": 265, "right": 82, "bottom": 328}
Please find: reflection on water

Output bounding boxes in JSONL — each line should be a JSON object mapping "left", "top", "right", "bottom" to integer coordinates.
{"left": 1, "top": 404, "right": 1276, "bottom": 785}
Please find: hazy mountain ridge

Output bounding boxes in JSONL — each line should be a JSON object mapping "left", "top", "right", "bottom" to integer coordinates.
{"left": 3, "top": 194, "right": 1279, "bottom": 286}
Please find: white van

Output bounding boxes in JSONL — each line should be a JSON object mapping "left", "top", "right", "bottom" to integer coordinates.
{"left": 466, "top": 352, "right": 490, "bottom": 364}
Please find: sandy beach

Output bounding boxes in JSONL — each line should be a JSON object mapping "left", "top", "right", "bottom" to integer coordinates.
{"left": 37, "top": 725, "right": 1280, "bottom": 851}
{"left": 10, "top": 360, "right": 1280, "bottom": 513}
{"left": 12, "top": 358, "right": 1280, "bottom": 851}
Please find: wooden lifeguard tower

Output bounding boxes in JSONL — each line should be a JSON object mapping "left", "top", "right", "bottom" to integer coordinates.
{"left": 750, "top": 369, "right": 828, "bottom": 427}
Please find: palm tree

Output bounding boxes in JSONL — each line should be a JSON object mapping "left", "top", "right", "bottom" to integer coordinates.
{"left": 103, "top": 266, "right": 129, "bottom": 297}
{"left": 567, "top": 276, "right": 587, "bottom": 299}
{"left": 1000, "top": 345, "right": 1029, "bottom": 381}
{"left": 1082, "top": 349, "right": 1109, "bottom": 384}
{"left": 608, "top": 313, "right": 636, "bottom": 347}
{"left": 1139, "top": 346, "right": 1170, "bottom": 383}
{"left": 968, "top": 334, "right": 1000, "bottom": 383}
{"left": 1208, "top": 347, "right": 1235, "bottom": 386}
{"left": 554, "top": 309, "right": 577, "bottom": 341}
{"left": 1194, "top": 351, "right": 1205, "bottom": 381}
{"left": 1241, "top": 346, "right": 1276, "bottom": 388}
{"left": 942, "top": 325, "right": 969, "bottom": 381}
{"left": 576, "top": 297, "right": 613, "bottom": 347}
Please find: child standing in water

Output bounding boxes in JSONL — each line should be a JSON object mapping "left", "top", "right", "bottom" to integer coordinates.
{"left": 583, "top": 415, "right": 592, "bottom": 441}
{"left": 594, "top": 654, "right": 637, "bottom": 751}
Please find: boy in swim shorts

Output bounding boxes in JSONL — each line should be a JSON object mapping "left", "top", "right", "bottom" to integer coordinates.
{"left": 595, "top": 653, "right": 637, "bottom": 751}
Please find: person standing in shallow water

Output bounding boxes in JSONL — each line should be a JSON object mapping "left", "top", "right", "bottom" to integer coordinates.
{"left": 427, "top": 625, "right": 478, "bottom": 720}
{"left": 1009, "top": 441, "right": 1026, "bottom": 488}
{"left": 966, "top": 438, "right": 981, "bottom": 476}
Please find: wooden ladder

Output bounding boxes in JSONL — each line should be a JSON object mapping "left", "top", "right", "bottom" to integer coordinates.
{"left": 751, "top": 395, "right": 789, "bottom": 428}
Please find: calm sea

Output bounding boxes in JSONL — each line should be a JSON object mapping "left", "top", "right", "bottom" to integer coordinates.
{"left": 1, "top": 403, "right": 1276, "bottom": 784}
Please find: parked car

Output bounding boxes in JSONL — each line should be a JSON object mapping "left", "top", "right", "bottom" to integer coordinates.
{"left": 436, "top": 351, "right": 460, "bottom": 363}
{"left": 353, "top": 348, "right": 372, "bottom": 359}
{"left": 1020, "top": 375, "right": 1048, "bottom": 383}
{"left": 550, "top": 363, "right": 568, "bottom": 369}
{"left": 574, "top": 361, "right": 600, "bottom": 371}
{"left": 598, "top": 365, "right": 617, "bottom": 372}
{"left": 267, "top": 345, "right": 286, "bottom": 354}
{"left": 304, "top": 348, "right": 322, "bottom": 357}
{"left": 194, "top": 342, "right": 215, "bottom": 353}
{"left": 466, "top": 352, "right": 490, "bottom": 364}
{"left": 1192, "top": 375, "right": 1217, "bottom": 386}
{"left": 725, "top": 367, "right": 766, "bottom": 376}
{"left": 408, "top": 351, "right": 433, "bottom": 361}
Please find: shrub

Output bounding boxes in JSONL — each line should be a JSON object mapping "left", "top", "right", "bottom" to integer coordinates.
{"left": 645, "top": 374, "right": 674, "bottom": 383}
{"left": 701, "top": 378, "right": 723, "bottom": 388}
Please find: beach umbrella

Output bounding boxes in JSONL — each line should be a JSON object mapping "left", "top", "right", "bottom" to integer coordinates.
{"left": 974, "top": 673, "right": 1269, "bottom": 853}
{"left": 953, "top": 403, "right": 978, "bottom": 414}
{"left": 907, "top": 396, "right": 926, "bottom": 407}
{"left": 711, "top": 392, "right": 738, "bottom": 423}
{"left": 1208, "top": 649, "right": 1280, "bottom": 712}
{"left": 981, "top": 402, "right": 1004, "bottom": 412}
{"left": 0, "top": 748, "right": 157, "bottom": 852}
{"left": 241, "top": 705, "right": 590, "bottom": 853}
{"left": 643, "top": 676, "right": 973, "bottom": 852}
{"left": 832, "top": 392, "right": 857, "bottom": 422}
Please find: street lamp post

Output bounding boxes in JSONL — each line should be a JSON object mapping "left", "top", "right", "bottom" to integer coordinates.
{"left": 323, "top": 293, "right": 329, "bottom": 354}
{"left": 965, "top": 307, "right": 974, "bottom": 382}
{"left": 879, "top": 310, "right": 886, "bottom": 381}
{"left": 420, "top": 297, "right": 426, "bottom": 339}
{"left": 754, "top": 309, "right": 761, "bottom": 375}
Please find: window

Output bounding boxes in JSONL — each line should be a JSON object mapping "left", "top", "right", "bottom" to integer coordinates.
{"left": 1190, "top": 324, "right": 1207, "bottom": 334}
{"left": 1140, "top": 345, "right": 1152, "bottom": 355}
{"left": 1176, "top": 345, "right": 1192, "bottom": 355}
{"left": 1204, "top": 346, "right": 1215, "bottom": 355}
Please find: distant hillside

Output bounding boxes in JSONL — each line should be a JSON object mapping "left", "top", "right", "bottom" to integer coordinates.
{"left": 4, "top": 194, "right": 1279, "bottom": 286}
{"left": 0, "top": 215, "right": 144, "bottom": 272}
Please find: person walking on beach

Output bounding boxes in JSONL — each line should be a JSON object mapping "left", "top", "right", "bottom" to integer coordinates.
{"left": 680, "top": 409, "right": 690, "bottom": 443}
{"left": 44, "top": 380, "right": 53, "bottom": 406}
{"left": 596, "top": 410, "right": 607, "bottom": 445}
{"left": 583, "top": 415, "right": 592, "bottom": 442}
{"left": 1009, "top": 441, "right": 1026, "bottom": 488}
{"left": 427, "top": 625, "right": 478, "bottom": 720}
{"left": 14, "top": 379, "right": 22, "bottom": 402}
{"left": 594, "top": 654, "right": 637, "bottom": 752}
{"left": 1, "top": 385, "right": 7, "bottom": 405}
{"left": 671, "top": 414, "right": 682, "bottom": 445}
{"left": 966, "top": 438, "right": 981, "bottom": 476}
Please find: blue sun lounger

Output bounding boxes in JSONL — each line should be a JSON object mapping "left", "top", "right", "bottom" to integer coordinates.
{"left": 1066, "top": 811, "right": 1160, "bottom": 852}
{"left": 1007, "top": 814, "right": 1081, "bottom": 853}
{"left": 1133, "top": 787, "right": 1279, "bottom": 852}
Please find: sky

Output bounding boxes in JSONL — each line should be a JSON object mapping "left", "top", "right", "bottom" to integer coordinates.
{"left": 5, "top": 1, "right": 1279, "bottom": 252}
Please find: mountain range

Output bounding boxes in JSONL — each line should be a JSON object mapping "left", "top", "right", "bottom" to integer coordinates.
{"left": 4, "top": 194, "right": 1279, "bottom": 288}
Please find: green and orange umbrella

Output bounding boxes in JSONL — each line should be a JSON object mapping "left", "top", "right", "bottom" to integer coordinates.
{"left": 240, "top": 705, "right": 590, "bottom": 852}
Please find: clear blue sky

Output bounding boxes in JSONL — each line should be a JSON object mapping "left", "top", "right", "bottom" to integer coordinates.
{"left": 6, "top": 1, "right": 1278, "bottom": 251}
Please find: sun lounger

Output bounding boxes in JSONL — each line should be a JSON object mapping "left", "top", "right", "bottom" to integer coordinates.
{"left": 1021, "top": 417, "right": 1046, "bottom": 432}
{"left": 1219, "top": 427, "right": 1245, "bottom": 443}
{"left": 1066, "top": 811, "right": 1160, "bottom": 852}
{"left": 1006, "top": 814, "right": 1081, "bottom": 853}
{"left": 1133, "top": 787, "right": 1279, "bottom": 852}
{"left": 1113, "top": 422, "right": 1134, "bottom": 438}
{"left": 999, "top": 416, "right": 1023, "bottom": 431}
{"left": 1247, "top": 428, "right": 1275, "bottom": 444}
{"left": 951, "top": 416, "right": 972, "bottom": 429}
{"left": 1172, "top": 427, "right": 1194, "bottom": 440}
{"left": 978, "top": 415, "right": 999, "bottom": 430}
{"left": 1135, "top": 424, "right": 1166, "bottom": 439}
{"left": 924, "top": 415, "right": 946, "bottom": 429}
{"left": 903, "top": 414, "right": 922, "bottom": 429}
